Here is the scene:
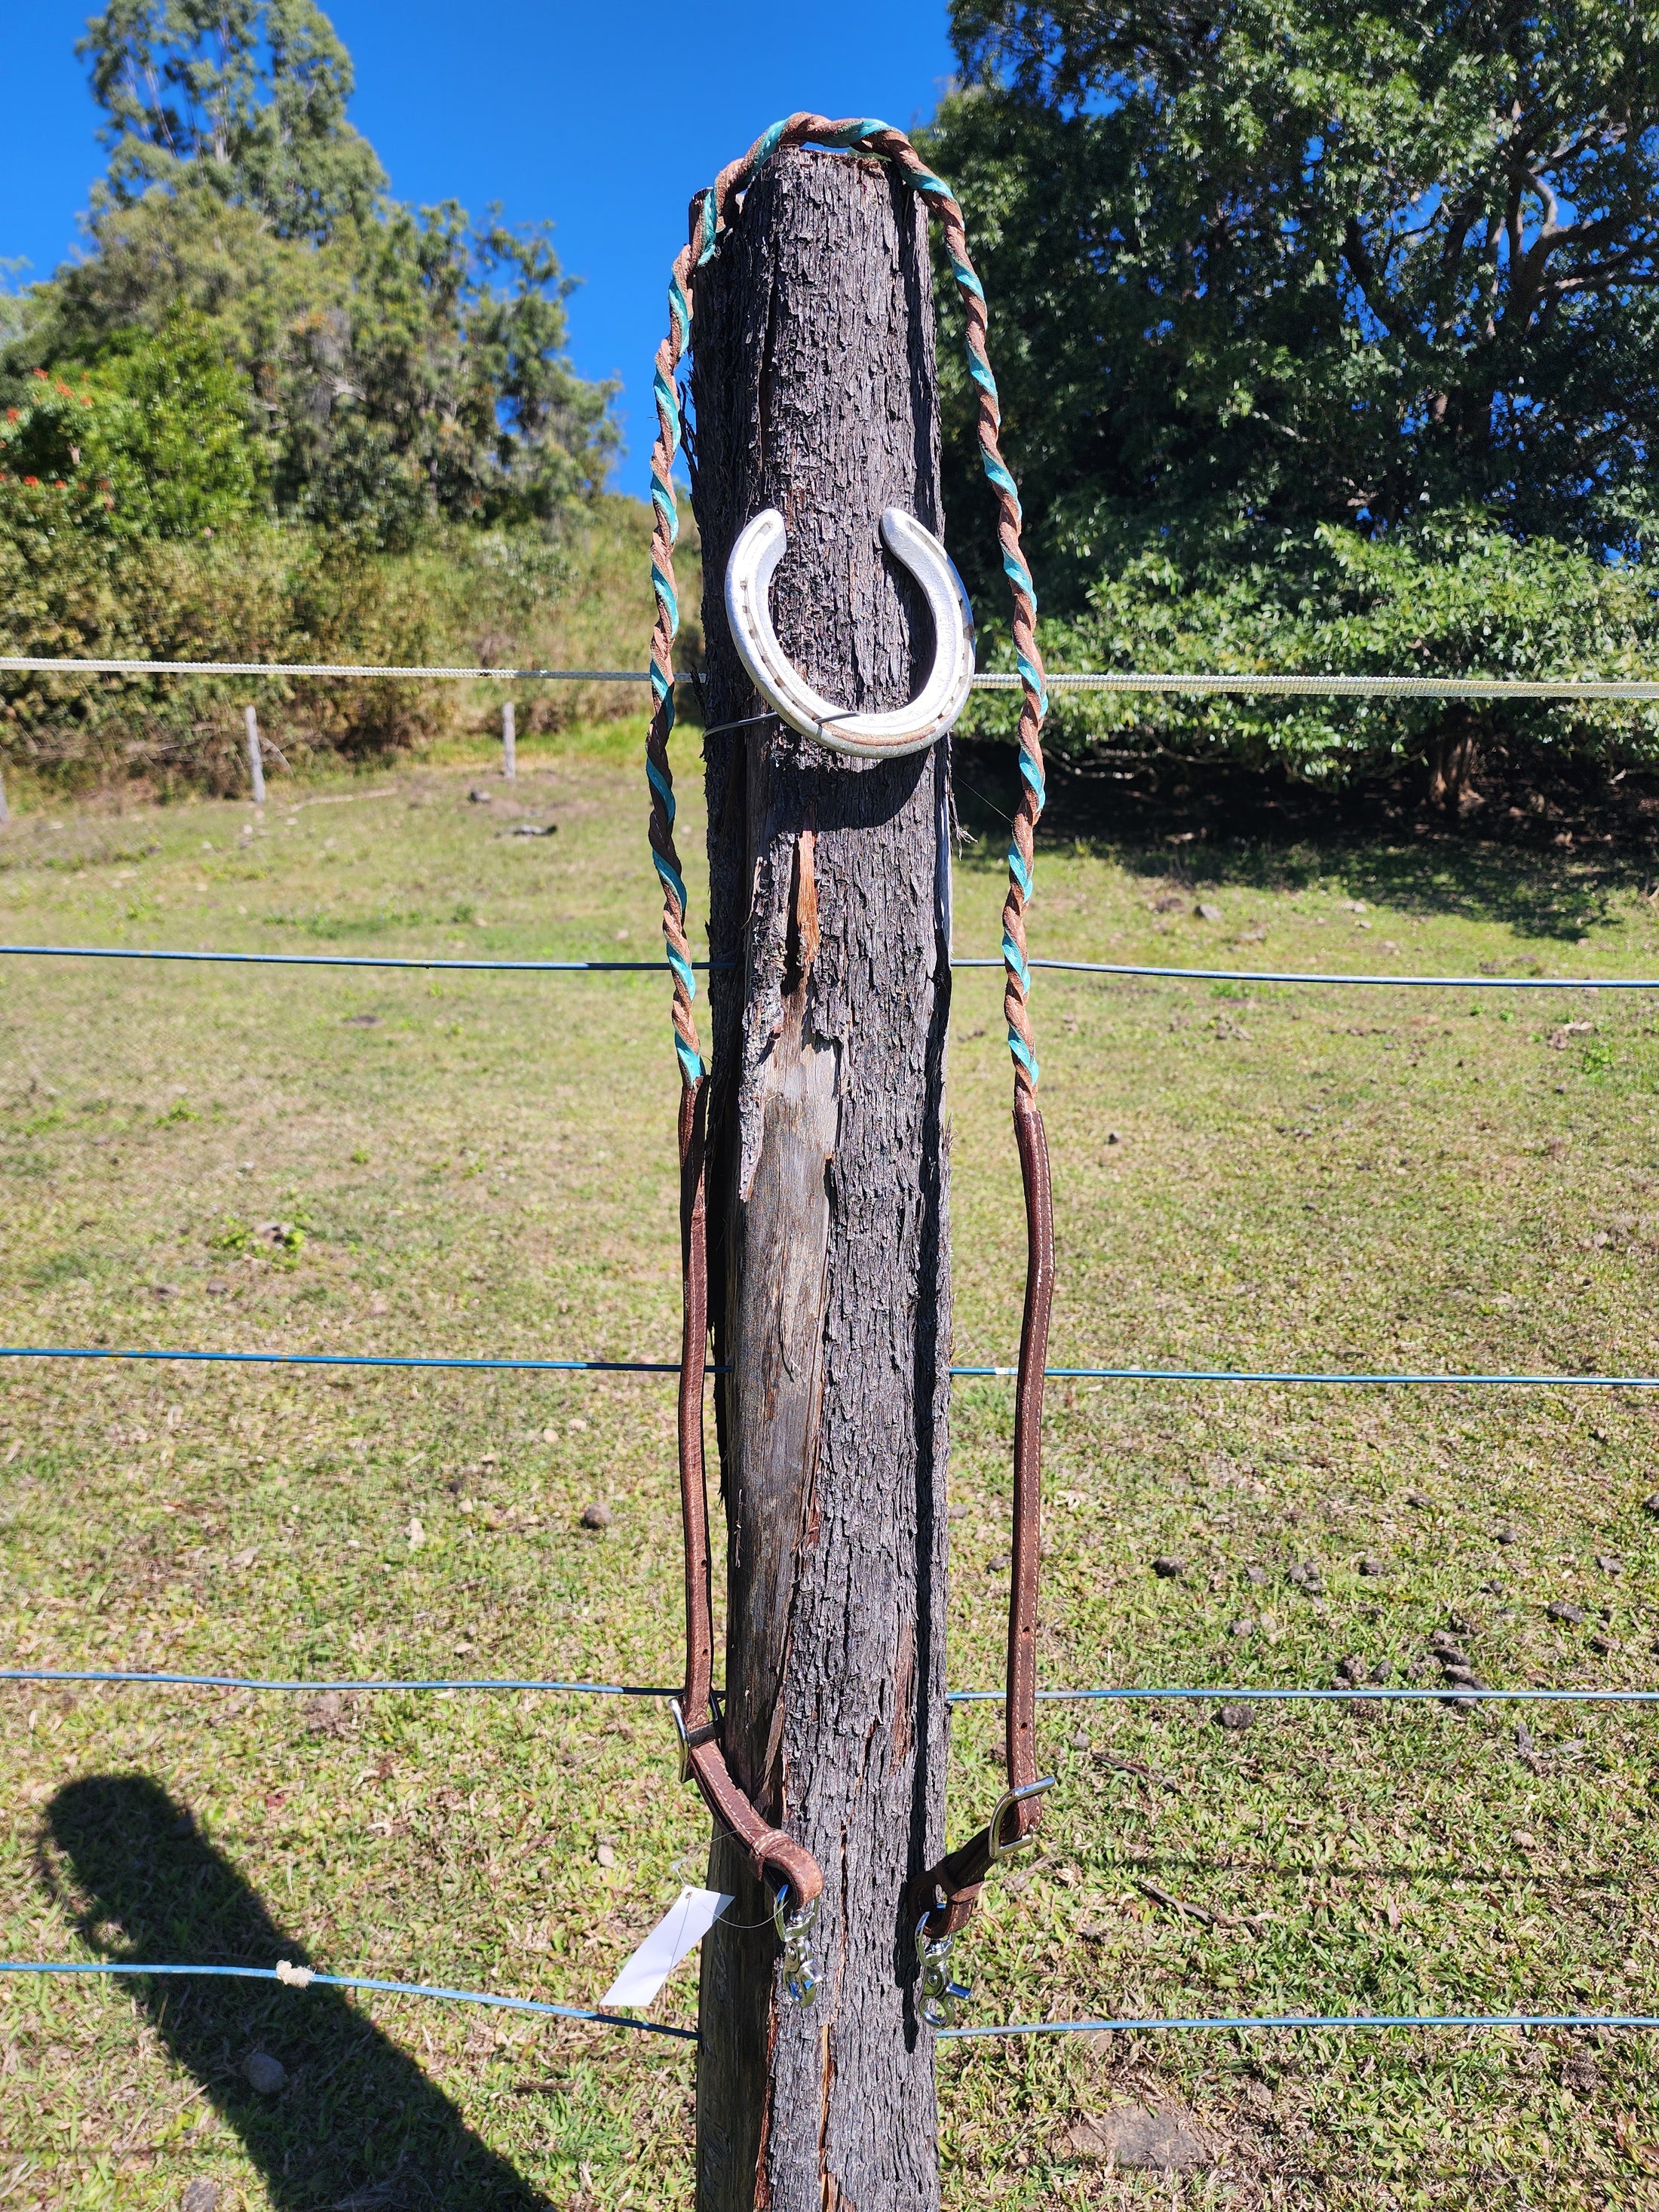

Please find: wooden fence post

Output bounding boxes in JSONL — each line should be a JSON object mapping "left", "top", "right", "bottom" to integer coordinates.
{"left": 502, "top": 700, "right": 517, "bottom": 781}
{"left": 690, "top": 146, "right": 952, "bottom": 2209}
{"left": 244, "top": 705, "right": 266, "bottom": 805}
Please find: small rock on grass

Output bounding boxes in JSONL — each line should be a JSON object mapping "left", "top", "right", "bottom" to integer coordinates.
{"left": 1357, "top": 1554, "right": 1388, "bottom": 1576}
{"left": 1548, "top": 1600, "right": 1585, "bottom": 1624}
{"left": 1497, "top": 1523, "right": 1522, "bottom": 1545}
{"left": 1194, "top": 902, "right": 1224, "bottom": 923}
{"left": 1595, "top": 1552, "right": 1624, "bottom": 1575}
{"left": 1066, "top": 2103, "right": 1213, "bottom": 2171}
{"left": 581, "top": 1501, "right": 614, "bottom": 1530}
{"left": 1151, "top": 1554, "right": 1185, "bottom": 1578}
{"left": 242, "top": 2051, "right": 286, "bottom": 2095}
{"left": 181, "top": 2184, "right": 222, "bottom": 2212}
{"left": 468, "top": 787, "right": 493, "bottom": 803}
{"left": 1215, "top": 1701, "right": 1253, "bottom": 1732}
{"left": 1515, "top": 1720, "right": 1535, "bottom": 1757}
{"left": 1643, "top": 1494, "right": 1659, "bottom": 1517}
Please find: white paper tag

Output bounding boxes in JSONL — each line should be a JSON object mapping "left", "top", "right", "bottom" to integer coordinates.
{"left": 602, "top": 1885, "right": 733, "bottom": 2008}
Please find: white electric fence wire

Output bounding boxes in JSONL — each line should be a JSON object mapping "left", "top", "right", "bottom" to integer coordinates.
{"left": 6, "top": 655, "right": 1659, "bottom": 699}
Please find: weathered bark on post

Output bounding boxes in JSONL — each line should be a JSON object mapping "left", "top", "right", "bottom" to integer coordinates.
{"left": 689, "top": 147, "right": 952, "bottom": 2210}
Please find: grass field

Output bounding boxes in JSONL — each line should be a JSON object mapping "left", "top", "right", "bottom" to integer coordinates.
{"left": 2, "top": 723, "right": 1658, "bottom": 2209}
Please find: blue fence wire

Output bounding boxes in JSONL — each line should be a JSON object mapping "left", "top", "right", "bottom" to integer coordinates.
{"left": 2, "top": 1963, "right": 1652, "bottom": 2050}
{"left": 0, "top": 943, "right": 710, "bottom": 974}
{"left": 6, "top": 897, "right": 1657, "bottom": 2072}
{"left": 3, "top": 1670, "right": 1654, "bottom": 1705}
{"left": 938, "top": 2010, "right": 1659, "bottom": 2042}
{"left": 11, "top": 1346, "right": 1659, "bottom": 1388}
{"left": 3, "top": 941, "right": 1650, "bottom": 991}
{"left": 0, "top": 1960, "right": 695, "bottom": 2041}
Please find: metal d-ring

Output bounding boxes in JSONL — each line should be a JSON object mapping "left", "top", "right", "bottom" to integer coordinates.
{"left": 986, "top": 1774, "right": 1059, "bottom": 1864}
{"left": 724, "top": 507, "right": 975, "bottom": 761}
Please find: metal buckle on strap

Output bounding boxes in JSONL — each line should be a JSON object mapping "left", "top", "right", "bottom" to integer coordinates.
{"left": 668, "top": 1698, "right": 725, "bottom": 1784}
{"left": 915, "top": 1913, "right": 972, "bottom": 2029}
{"left": 772, "top": 1888, "right": 820, "bottom": 2009}
{"left": 668, "top": 1698, "right": 693, "bottom": 1783}
{"left": 986, "top": 1775, "right": 1058, "bottom": 1863}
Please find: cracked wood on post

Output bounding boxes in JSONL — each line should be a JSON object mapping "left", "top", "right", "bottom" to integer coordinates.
{"left": 689, "top": 146, "right": 953, "bottom": 2212}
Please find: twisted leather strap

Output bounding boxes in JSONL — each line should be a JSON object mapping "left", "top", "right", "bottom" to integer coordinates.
{"left": 675, "top": 1082, "right": 824, "bottom": 1913}
{"left": 912, "top": 1090, "right": 1054, "bottom": 1940}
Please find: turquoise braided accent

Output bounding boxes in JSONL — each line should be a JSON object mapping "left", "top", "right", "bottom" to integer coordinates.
{"left": 905, "top": 165, "right": 952, "bottom": 198}
{"left": 651, "top": 563, "right": 679, "bottom": 634}
{"left": 669, "top": 274, "right": 690, "bottom": 348}
{"left": 666, "top": 944, "right": 698, "bottom": 1002}
{"left": 1007, "top": 843, "right": 1032, "bottom": 899}
{"left": 981, "top": 453, "right": 1020, "bottom": 505}
{"left": 967, "top": 352, "right": 999, "bottom": 403}
{"left": 1015, "top": 653, "right": 1049, "bottom": 716}
{"left": 695, "top": 189, "right": 718, "bottom": 265}
{"left": 946, "top": 259, "right": 985, "bottom": 300}
{"left": 649, "top": 667, "right": 672, "bottom": 710}
{"left": 651, "top": 479, "right": 679, "bottom": 547}
{"left": 1007, "top": 1029, "right": 1040, "bottom": 1083}
{"left": 646, "top": 749, "right": 676, "bottom": 822}
{"left": 675, "top": 1035, "right": 705, "bottom": 1085}
{"left": 1001, "top": 930, "right": 1031, "bottom": 989}
{"left": 1001, "top": 548, "right": 1034, "bottom": 603}
{"left": 1017, "top": 747, "right": 1046, "bottom": 809}
{"left": 652, "top": 365, "right": 682, "bottom": 440}
{"left": 652, "top": 848, "right": 690, "bottom": 914}
{"left": 750, "top": 118, "right": 791, "bottom": 172}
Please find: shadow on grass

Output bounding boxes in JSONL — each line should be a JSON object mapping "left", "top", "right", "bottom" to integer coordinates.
{"left": 953, "top": 740, "right": 1659, "bottom": 946}
{"left": 41, "top": 1773, "right": 549, "bottom": 2210}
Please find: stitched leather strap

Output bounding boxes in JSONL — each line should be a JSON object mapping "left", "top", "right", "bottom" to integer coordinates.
{"left": 676, "top": 1079, "right": 825, "bottom": 1912}
{"left": 912, "top": 1089, "right": 1053, "bottom": 1939}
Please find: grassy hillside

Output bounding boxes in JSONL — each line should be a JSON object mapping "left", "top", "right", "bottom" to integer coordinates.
{"left": 1, "top": 732, "right": 1657, "bottom": 2207}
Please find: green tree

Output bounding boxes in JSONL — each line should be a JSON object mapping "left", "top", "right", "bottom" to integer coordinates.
{"left": 78, "top": 0, "right": 385, "bottom": 241}
{"left": 2, "top": 5, "right": 617, "bottom": 545}
{"left": 926, "top": 0, "right": 1659, "bottom": 784}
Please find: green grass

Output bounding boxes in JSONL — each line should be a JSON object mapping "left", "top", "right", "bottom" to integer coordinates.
{"left": 2, "top": 735, "right": 1658, "bottom": 2207}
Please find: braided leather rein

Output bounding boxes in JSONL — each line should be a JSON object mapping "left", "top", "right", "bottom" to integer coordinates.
{"left": 646, "top": 115, "right": 1053, "bottom": 1960}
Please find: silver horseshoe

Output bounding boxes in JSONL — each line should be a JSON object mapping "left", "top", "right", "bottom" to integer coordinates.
{"left": 724, "top": 507, "right": 976, "bottom": 760}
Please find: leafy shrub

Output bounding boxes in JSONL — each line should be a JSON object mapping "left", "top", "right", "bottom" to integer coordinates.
{"left": 1, "top": 318, "right": 261, "bottom": 541}
{"left": 962, "top": 514, "right": 1659, "bottom": 788}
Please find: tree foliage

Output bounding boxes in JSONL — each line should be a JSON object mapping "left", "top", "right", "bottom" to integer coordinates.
{"left": 78, "top": 0, "right": 385, "bottom": 241}
{"left": 2, "top": 320, "right": 261, "bottom": 540}
{"left": 927, "top": 0, "right": 1659, "bottom": 778}
{"left": 2, "top": 0, "right": 615, "bottom": 546}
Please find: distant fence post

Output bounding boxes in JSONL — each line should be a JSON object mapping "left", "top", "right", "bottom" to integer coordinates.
{"left": 502, "top": 701, "right": 517, "bottom": 780}
{"left": 244, "top": 707, "right": 266, "bottom": 805}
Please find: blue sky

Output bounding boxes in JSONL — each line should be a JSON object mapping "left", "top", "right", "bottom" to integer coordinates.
{"left": 2, "top": 1, "right": 958, "bottom": 498}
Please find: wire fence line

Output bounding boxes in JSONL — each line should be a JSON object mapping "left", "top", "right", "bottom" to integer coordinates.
{"left": 3, "top": 1669, "right": 1654, "bottom": 1707}
{"left": 0, "top": 1959, "right": 697, "bottom": 2041}
{"left": 4, "top": 942, "right": 1650, "bottom": 993}
{"left": 11, "top": 1346, "right": 1659, "bottom": 1388}
{"left": 5, "top": 1960, "right": 1651, "bottom": 2048}
{"left": 0, "top": 944, "right": 717, "bottom": 974}
{"left": 5, "top": 787, "right": 1656, "bottom": 2066}
{"left": 8, "top": 653, "right": 1659, "bottom": 701}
